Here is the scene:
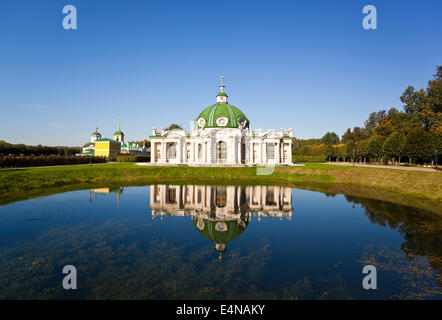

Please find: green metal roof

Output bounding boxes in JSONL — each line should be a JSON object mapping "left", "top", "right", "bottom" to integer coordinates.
{"left": 91, "top": 131, "right": 101, "bottom": 136}
{"left": 97, "top": 138, "right": 119, "bottom": 142}
{"left": 83, "top": 142, "right": 94, "bottom": 147}
{"left": 216, "top": 91, "right": 228, "bottom": 97}
{"left": 196, "top": 103, "right": 249, "bottom": 128}
{"left": 114, "top": 131, "right": 124, "bottom": 135}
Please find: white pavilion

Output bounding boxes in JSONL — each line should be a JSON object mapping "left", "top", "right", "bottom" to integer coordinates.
{"left": 150, "top": 77, "right": 293, "bottom": 165}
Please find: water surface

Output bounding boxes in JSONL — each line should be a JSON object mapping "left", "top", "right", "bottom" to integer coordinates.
{"left": 0, "top": 184, "right": 440, "bottom": 299}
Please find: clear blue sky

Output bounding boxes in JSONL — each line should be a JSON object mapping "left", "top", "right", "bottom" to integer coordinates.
{"left": 1, "top": 0, "right": 441, "bottom": 146}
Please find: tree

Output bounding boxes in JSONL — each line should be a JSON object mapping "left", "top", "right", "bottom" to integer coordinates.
{"left": 346, "top": 140, "right": 356, "bottom": 162}
{"left": 403, "top": 128, "right": 434, "bottom": 164}
{"left": 382, "top": 132, "right": 405, "bottom": 164}
{"left": 321, "top": 132, "right": 340, "bottom": 145}
{"left": 427, "top": 65, "right": 442, "bottom": 114}
{"left": 366, "top": 135, "right": 385, "bottom": 164}
{"left": 356, "top": 139, "right": 369, "bottom": 163}
{"left": 364, "top": 110, "right": 386, "bottom": 134}
{"left": 325, "top": 144, "right": 336, "bottom": 161}
{"left": 341, "top": 128, "right": 353, "bottom": 144}
{"left": 166, "top": 123, "right": 183, "bottom": 130}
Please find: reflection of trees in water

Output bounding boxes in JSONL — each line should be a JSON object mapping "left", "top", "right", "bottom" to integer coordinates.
{"left": 345, "top": 195, "right": 442, "bottom": 274}
{"left": 359, "top": 245, "right": 442, "bottom": 299}
{"left": 344, "top": 195, "right": 442, "bottom": 298}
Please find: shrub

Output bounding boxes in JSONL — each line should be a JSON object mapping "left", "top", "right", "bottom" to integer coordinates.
{"left": 116, "top": 155, "right": 150, "bottom": 162}
{"left": 0, "top": 156, "right": 106, "bottom": 168}
{"left": 292, "top": 155, "right": 327, "bottom": 163}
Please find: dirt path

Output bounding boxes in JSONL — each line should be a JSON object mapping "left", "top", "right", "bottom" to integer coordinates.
{"left": 325, "top": 162, "right": 440, "bottom": 172}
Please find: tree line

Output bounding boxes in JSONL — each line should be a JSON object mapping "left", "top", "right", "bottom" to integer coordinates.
{"left": 0, "top": 141, "right": 81, "bottom": 156}
{"left": 293, "top": 66, "right": 442, "bottom": 165}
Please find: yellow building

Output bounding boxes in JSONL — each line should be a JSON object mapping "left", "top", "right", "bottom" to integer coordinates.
{"left": 94, "top": 138, "right": 121, "bottom": 156}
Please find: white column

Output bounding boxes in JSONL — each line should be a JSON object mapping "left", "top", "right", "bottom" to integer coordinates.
{"left": 208, "top": 140, "right": 212, "bottom": 163}
{"left": 237, "top": 139, "right": 241, "bottom": 164}
{"left": 262, "top": 142, "right": 266, "bottom": 164}
{"left": 231, "top": 137, "right": 235, "bottom": 164}
{"left": 288, "top": 140, "right": 292, "bottom": 164}
{"left": 178, "top": 140, "right": 182, "bottom": 163}
{"left": 276, "top": 142, "right": 280, "bottom": 164}
{"left": 244, "top": 140, "right": 248, "bottom": 164}
{"left": 160, "top": 142, "right": 165, "bottom": 163}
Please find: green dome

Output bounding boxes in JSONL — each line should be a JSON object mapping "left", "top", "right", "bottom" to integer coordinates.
{"left": 114, "top": 131, "right": 124, "bottom": 135}
{"left": 216, "top": 91, "right": 228, "bottom": 97}
{"left": 196, "top": 104, "right": 249, "bottom": 128}
{"left": 193, "top": 219, "right": 248, "bottom": 246}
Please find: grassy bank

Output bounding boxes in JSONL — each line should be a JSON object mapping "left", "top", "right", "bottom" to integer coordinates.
{"left": 0, "top": 163, "right": 441, "bottom": 210}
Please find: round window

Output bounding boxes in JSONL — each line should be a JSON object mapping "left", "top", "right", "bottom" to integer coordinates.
{"left": 216, "top": 116, "right": 228, "bottom": 127}
{"left": 198, "top": 118, "right": 206, "bottom": 128}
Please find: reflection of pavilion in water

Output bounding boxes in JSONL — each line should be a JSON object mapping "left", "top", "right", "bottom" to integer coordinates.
{"left": 150, "top": 185, "right": 292, "bottom": 259}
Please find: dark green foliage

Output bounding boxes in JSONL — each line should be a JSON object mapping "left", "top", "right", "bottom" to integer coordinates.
{"left": 321, "top": 132, "right": 340, "bottom": 145}
{"left": 292, "top": 155, "right": 328, "bottom": 163}
{"left": 383, "top": 132, "right": 405, "bottom": 160}
{"left": 166, "top": 123, "right": 183, "bottom": 130}
{"left": 117, "top": 155, "right": 151, "bottom": 162}
{"left": 403, "top": 128, "right": 438, "bottom": 162}
{"left": 0, "top": 141, "right": 80, "bottom": 156}
{"left": 0, "top": 156, "right": 106, "bottom": 168}
{"left": 366, "top": 135, "right": 385, "bottom": 159}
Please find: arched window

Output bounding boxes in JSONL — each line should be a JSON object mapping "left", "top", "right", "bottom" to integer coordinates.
{"left": 198, "top": 144, "right": 202, "bottom": 160}
{"left": 167, "top": 143, "right": 177, "bottom": 159}
{"left": 215, "top": 186, "right": 227, "bottom": 207}
{"left": 265, "top": 187, "right": 276, "bottom": 205}
{"left": 266, "top": 143, "right": 275, "bottom": 160}
{"left": 217, "top": 141, "right": 227, "bottom": 163}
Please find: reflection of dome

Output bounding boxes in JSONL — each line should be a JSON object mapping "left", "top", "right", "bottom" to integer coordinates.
{"left": 196, "top": 104, "right": 249, "bottom": 129}
{"left": 193, "top": 218, "right": 249, "bottom": 258}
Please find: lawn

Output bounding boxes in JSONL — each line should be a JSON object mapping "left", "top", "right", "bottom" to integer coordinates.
{"left": 0, "top": 163, "right": 441, "bottom": 211}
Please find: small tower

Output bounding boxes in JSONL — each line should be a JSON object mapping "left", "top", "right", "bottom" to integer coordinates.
{"left": 91, "top": 128, "right": 101, "bottom": 142}
{"left": 113, "top": 119, "right": 125, "bottom": 143}
{"left": 216, "top": 76, "right": 228, "bottom": 104}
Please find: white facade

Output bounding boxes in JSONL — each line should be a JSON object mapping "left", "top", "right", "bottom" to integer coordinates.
{"left": 150, "top": 78, "right": 293, "bottom": 166}
{"left": 150, "top": 127, "right": 293, "bottom": 165}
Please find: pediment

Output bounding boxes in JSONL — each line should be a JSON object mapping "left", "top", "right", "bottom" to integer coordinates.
{"left": 263, "top": 131, "right": 282, "bottom": 139}
{"left": 163, "top": 130, "right": 185, "bottom": 138}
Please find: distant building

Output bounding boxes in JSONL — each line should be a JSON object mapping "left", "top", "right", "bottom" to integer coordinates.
{"left": 113, "top": 119, "right": 125, "bottom": 143}
{"left": 94, "top": 138, "right": 121, "bottom": 156}
{"left": 78, "top": 120, "right": 148, "bottom": 157}
{"left": 79, "top": 128, "right": 102, "bottom": 155}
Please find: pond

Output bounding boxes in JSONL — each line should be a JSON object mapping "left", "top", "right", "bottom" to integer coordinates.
{"left": 0, "top": 184, "right": 441, "bottom": 299}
